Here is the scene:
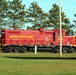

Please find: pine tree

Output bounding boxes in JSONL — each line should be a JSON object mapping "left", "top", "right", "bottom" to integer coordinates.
{"left": 0, "top": 0, "right": 8, "bottom": 29}
{"left": 7, "top": 0, "right": 26, "bottom": 29}
{"left": 49, "top": 3, "right": 72, "bottom": 35}
{"left": 72, "top": 14, "right": 76, "bottom": 35}
{"left": 26, "top": 2, "right": 48, "bottom": 29}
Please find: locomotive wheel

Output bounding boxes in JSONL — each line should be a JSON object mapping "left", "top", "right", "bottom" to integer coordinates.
{"left": 13, "top": 47, "right": 19, "bottom": 53}
{"left": 62, "top": 46, "right": 75, "bottom": 53}
{"left": 21, "top": 47, "right": 27, "bottom": 53}
{"left": 3, "top": 46, "right": 11, "bottom": 53}
{"left": 52, "top": 48, "right": 56, "bottom": 53}
{"left": 18, "top": 47, "right": 27, "bottom": 53}
{"left": 69, "top": 47, "right": 75, "bottom": 53}
{"left": 7, "top": 46, "right": 13, "bottom": 53}
{"left": 3, "top": 47, "right": 7, "bottom": 53}
{"left": 52, "top": 47, "right": 59, "bottom": 53}
{"left": 56, "top": 46, "right": 59, "bottom": 53}
{"left": 62, "top": 47, "right": 67, "bottom": 53}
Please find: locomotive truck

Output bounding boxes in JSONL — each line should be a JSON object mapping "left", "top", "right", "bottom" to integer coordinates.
{"left": 1, "top": 28, "right": 76, "bottom": 53}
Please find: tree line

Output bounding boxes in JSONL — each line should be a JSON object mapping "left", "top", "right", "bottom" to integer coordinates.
{"left": 0, "top": 0, "right": 76, "bottom": 35}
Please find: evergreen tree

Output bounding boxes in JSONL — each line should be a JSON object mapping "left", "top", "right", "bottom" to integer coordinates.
{"left": 7, "top": 0, "right": 26, "bottom": 29}
{"left": 72, "top": 14, "right": 76, "bottom": 35}
{"left": 0, "top": 0, "right": 8, "bottom": 29}
{"left": 26, "top": 2, "right": 48, "bottom": 29}
{"left": 49, "top": 3, "right": 72, "bottom": 35}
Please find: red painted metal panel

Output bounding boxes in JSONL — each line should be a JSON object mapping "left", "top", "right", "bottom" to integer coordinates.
{"left": 1, "top": 29, "right": 54, "bottom": 46}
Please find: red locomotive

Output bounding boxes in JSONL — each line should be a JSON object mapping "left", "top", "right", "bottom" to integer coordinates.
{"left": 1, "top": 28, "right": 76, "bottom": 53}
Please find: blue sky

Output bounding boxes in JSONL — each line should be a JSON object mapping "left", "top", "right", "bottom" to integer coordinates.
{"left": 22, "top": 0, "right": 76, "bottom": 24}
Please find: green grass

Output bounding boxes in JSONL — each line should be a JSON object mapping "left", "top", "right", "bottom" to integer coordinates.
{"left": 0, "top": 53, "right": 76, "bottom": 75}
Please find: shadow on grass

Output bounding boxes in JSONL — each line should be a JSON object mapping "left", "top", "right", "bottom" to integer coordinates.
{"left": 4, "top": 56, "right": 76, "bottom": 60}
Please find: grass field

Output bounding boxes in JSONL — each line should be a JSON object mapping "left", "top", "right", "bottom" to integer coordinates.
{"left": 0, "top": 53, "right": 76, "bottom": 75}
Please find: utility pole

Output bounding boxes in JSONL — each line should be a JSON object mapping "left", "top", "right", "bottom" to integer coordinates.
{"left": 59, "top": 0, "right": 62, "bottom": 57}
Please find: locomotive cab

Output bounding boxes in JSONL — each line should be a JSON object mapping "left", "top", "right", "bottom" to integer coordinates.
{"left": 53, "top": 29, "right": 65, "bottom": 45}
